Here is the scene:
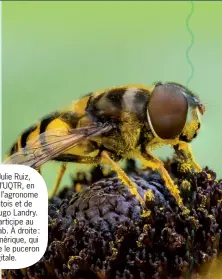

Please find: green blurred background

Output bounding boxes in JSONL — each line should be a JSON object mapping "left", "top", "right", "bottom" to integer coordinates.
{"left": 2, "top": 1, "right": 222, "bottom": 192}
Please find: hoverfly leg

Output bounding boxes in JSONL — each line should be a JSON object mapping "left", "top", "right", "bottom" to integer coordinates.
{"left": 174, "top": 143, "right": 202, "bottom": 172}
{"left": 50, "top": 163, "right": 67, "bottom": 198}
{"left": 137, "top": 151, "right": 184, "bottom": 209}
{"left": 100, "top": 151, "right": 146, "bottom": 209}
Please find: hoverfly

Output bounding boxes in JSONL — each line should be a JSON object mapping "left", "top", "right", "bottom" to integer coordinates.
{"left": 4, "top": 82, "right": 205, "bottom": 210}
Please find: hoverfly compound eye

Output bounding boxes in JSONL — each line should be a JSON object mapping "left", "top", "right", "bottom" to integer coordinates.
{"left": 147, "top": 84, "right": 188, "bottom": 139}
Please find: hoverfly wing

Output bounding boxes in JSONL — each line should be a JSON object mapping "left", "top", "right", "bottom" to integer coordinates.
{"left": 4, "top": 130, "right": 85, "bottom": 167}
{"left": 4, "top": 124, "right": 112, "bottom": 169}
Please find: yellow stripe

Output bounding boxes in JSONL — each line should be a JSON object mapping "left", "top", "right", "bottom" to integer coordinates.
{"left": 72, "top": 96, "right": 91, "bottom": 115}
{"left": 17, "top": 136, "right": 22, "bottom": 151}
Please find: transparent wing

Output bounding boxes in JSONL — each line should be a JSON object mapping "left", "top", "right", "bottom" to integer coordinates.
{"left": 4, "top": 124, "right": 112, "bottom": 169}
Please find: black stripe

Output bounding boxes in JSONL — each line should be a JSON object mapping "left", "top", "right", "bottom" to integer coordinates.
{"left": 86, "top": 88, "right": 126, "bottom": 123}
{"left": 53, "top": 154, "right": 100, "bottom": 164}
{"left": 192, "top": 132, "right": 197, "bottom": 139}
{"left": 39, "top": 112, "right": 60, "bottom": 135}
{"left": 179, "top": 134, "right": 192, "bottom": 143}
{"left": 105, "top": 88, "right": 126, "bottom": 110}
{"left": 85, "top": 94, "right": 104, "bottom": 122}
{"left": 39, "top": 111, "right": 83, "bottom": 152}
{"left": 20, "top": 125, "right": 37, "bottom": 148}
{"left": 139, "top": 128, "right": 154, "bottom": 150}
{"left": 134, "top": 89, "right": 150, "bottom": 120}
{"left": 60, "top": 112, "right": 81, "bottom": 129}
{"left": 39, "top": 112, "right": 60, "bottom": 151}
{"left": 53, "top": 147, "right": 122, "bottom": 163}
{"left": 9, "top": 142, "right": 18, "bottom": 155}
{"left": 53, "top": 154, "right": 80, "bottom": 162}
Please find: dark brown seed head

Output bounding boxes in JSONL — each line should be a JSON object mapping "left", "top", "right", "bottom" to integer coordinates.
{"left": 147, "top": 84, "right": 188, "bottom": 139}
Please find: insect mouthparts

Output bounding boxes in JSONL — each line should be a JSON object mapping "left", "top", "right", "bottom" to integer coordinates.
{"left": 198, "top": 103, "right": 206, "bottom": 115}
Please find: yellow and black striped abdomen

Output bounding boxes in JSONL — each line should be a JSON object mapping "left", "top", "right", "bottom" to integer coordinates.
{"left": 7, "top": 123, "right": 40, "bottom": 158}
{"left": 5, "top": 90, "right": 99, "bottom": 163}
{"left": 6, "top": 110, "right": 86, "bottom": 158}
